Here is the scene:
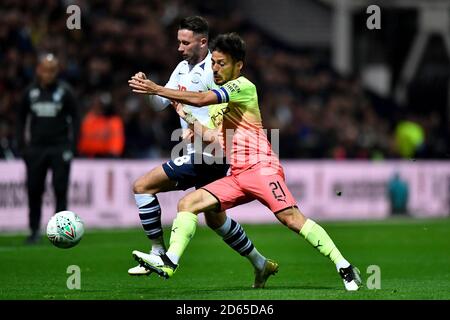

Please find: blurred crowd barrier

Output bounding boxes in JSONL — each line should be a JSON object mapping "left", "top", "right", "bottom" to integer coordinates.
{"left": 1, "top": 159, "right": 449, "bottom": 232}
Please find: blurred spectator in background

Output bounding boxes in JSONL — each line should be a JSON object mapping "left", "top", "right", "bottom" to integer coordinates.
{"left": 387, "top": 172, "right": 409, "bottom": 215}
{"left": 0, "top": 0, "right": 447, "bottom": 160}
{"left": 77, "top": 92, "right": 124, "bottom": 158}
{"left": 17, "top": 53, "right": 79, "bottom": 244}
{"left": 394, "top": 116, "right": 425, "bottom": 159}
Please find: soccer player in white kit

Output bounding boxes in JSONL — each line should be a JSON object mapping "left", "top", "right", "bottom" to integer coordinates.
{"left": 128, "top": 16, "right": 278, "bottom": 288}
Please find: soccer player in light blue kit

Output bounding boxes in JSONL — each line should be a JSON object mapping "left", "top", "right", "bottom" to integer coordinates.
{"left": 128, "top": 16, "right": 278, "bottom": 288}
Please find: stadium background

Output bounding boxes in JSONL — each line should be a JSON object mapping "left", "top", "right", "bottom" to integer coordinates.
{"left": 0, "top": 0, "right": 449, "bottom": 301}
{"left": 1, "top": 0, "right": 449, "bottom": 229}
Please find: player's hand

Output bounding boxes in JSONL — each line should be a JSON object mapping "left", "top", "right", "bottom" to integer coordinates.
{"left": 181, "top": 128, "right": 194, "bottom": 140}
{"left": 128, "top": 74, "right": 158, "bottom": 94}
{"left": 134, "top": 72, "right": 147, "bottom": 80}
{"left": 171, "top": 101, "right": 187, "bottom": 119}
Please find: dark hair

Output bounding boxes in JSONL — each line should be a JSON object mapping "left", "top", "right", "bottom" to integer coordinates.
{"left": 178, "top": 16, "right": 209, "bottom": 38}
{"left": 210, "top": 32, "right": 246, "bottom": 63}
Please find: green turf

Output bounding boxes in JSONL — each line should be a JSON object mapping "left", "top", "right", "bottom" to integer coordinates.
{"left": 1, "top": 218, "right": 449, "bottom": 300}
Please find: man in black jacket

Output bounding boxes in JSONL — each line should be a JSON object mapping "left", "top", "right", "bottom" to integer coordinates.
{"left": 17, "top": 53, "right": 79, "bottom": 244}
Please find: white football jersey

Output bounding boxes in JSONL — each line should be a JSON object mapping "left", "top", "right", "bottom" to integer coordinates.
{"left": 148, "top": 51, "right": 216, "bottom": 154}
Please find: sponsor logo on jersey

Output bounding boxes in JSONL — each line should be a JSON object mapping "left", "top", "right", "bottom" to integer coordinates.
{"left": 224, "top": 82, "right": 240, "bottom": 94}
{"left": 191, "top": 72, "right": 201, "bottom": 84}
{"left": 211, "top": 106, "right": 230, "bottom": 127}
{"left": 31, "top": 102, "right": 63, "bottom": 117}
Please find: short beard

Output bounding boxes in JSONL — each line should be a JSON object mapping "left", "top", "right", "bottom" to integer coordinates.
{"left": 186, "top": 51, "right": 201, "bottom": 65}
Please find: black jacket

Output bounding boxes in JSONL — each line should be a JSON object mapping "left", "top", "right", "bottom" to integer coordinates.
{"left": 17, "top": 80, "right": 80, "bottom": 152}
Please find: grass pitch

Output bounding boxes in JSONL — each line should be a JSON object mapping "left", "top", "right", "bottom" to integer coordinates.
{"left": 1, "top": 218, "right": 449, "bottom": 300}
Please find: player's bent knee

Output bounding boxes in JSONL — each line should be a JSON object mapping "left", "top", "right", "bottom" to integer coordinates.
{"left": 133, "top": 173, "right": 161, "bottom": 195}
{"left": 177, "top": 195, "right": 196, "bottom": 212}
{"left": 276, "top": 207, "right": 305, "bottom": 233}
{"left": 132, "top": 177, "right": 148, "bottom": 194}
{"left": 178, "top": 189, "right": 219, "bottom": 214}
{"left": 277, "top": 212, "right": 294, "bottom": 228}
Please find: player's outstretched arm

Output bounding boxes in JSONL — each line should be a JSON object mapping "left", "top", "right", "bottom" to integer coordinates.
{"left": 128, "top": 75, "right": 218, "bottom": 107}
{"left": 130, "top": 72, "right": 171, "bottom": 111}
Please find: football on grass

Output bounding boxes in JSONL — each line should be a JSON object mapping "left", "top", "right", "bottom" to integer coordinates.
{"left": 46, "top": 211, "right": 85, "bottom": 249}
